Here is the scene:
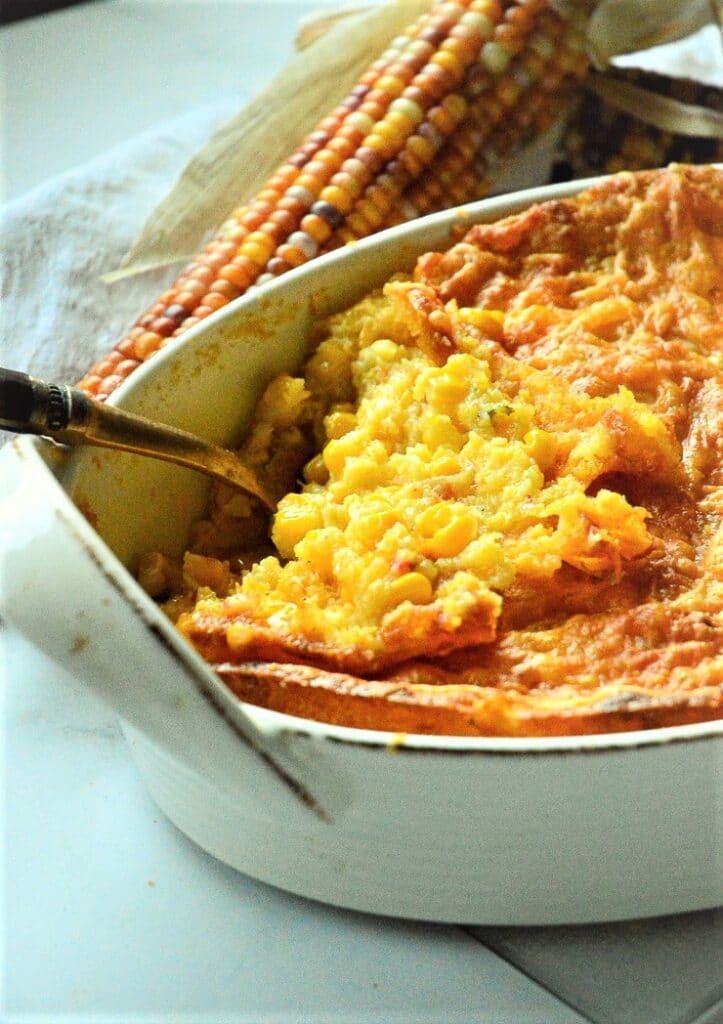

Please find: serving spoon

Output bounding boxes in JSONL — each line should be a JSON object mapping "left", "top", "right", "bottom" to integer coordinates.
{"left": 0, "top": 367, "right": 275, "bottom": 511}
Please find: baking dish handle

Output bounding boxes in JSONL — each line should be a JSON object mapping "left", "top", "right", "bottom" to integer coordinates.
{"left": 0, "top": 438, "right": 337, "bottom": 822}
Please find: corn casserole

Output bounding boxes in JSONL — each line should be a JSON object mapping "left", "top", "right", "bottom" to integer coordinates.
{"left": 139, "top": 165, "right": 723, "bottom": 735}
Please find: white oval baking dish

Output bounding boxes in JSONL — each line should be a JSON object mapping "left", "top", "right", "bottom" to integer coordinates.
{"left": 1, "top": 175, "right": 721, "bottom": 925}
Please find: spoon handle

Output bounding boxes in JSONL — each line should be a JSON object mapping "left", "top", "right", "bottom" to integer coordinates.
{"left": 0, "top": 367, "right": 274, "bottom": 510}
{"left": 0, "top": 366, "right": 80, "bottom": 436}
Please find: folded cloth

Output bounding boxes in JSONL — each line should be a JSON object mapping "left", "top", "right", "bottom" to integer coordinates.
{"left": 0, "top": 96, "right": 242, "bottom": 386}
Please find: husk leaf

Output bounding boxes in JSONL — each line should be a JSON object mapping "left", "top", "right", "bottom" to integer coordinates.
{"left": 295, "top": 6, "right": 370, "bottom": 50}
{"left": 586, "top": 0, "right": 713, "bottom": 68}
{"left": 586, "top": 71, "right": 723, "bottom": 137}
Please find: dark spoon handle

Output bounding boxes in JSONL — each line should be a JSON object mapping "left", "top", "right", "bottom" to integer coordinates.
{"left": 0, "top": 367, "right": 275, "bottom": 510}
{"left": 0, "top": 367, "right": 88, "bottom": 436}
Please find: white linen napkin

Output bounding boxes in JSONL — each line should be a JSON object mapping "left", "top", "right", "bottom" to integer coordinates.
{"left": 0, "top": 96, "right": 241, "bottom": 386}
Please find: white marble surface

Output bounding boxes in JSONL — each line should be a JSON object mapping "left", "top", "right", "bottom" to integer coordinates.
{"left": 3, "top": 622, "right": 586, "bottom": 1024}
{"left": 1, "top": 2, "right": 722, "bottom": 1022}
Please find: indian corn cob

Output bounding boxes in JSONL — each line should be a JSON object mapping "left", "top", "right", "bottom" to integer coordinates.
{"left": 79, "top": 0, "right": 590, "bottom": 400}
{"left": 377, "top": 4, "right": 588, "bottom": 225}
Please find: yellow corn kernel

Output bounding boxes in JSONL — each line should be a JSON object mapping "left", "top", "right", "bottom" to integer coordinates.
{"left": 256, "top": 374, "right": 309, "bottom": 428}
{"left": 382, "top": 571, "right": 434, "bottom": 611}
{"left": 324, "top": 410, "right": 357, "bottom": 440}
{"left": 349, "top": 508, "right": 398, "bottom": 547}
{"left": 424, "top": 368, "right": 469, "bottom": 409}
{"left": 323, "top": 430, "right": 364, "bottom": 475}
{"left": 422, "top": 413, "right": 465, "bottom": 451}
{"left": 226, "top": 621, "right": 256, "bottom": 650}
{"left": 425, "top": 516, "right": 478, "bottom": 559}
{"left": 303, "top": 452, "right": 330, "bottom": 485}
{"left": 305, "top": 342, "right": 355, "bottom": 403}
{"left": 458, "top": 307, "right": 505, "bottom": 342}
{"left": 272, "top": 496, "right": 324, "bottom": 558}
{"left": 342, "top": 454, "right": 388, "bottom": 493}
{"left": 183, "top": 552, "right": 231, "bottom": 595}
{"left": 294, "top": 527, "right": 340, "bottom": 580}
{"left": 523, "top": 428, "right": 557, "bottom": 475}
{"left": 416, "top": 502, "right": 478, "bottom": 558}
{"left": 415, "top": 502, "right": 454, "bottom": 536}
{"left": 430, "top": 452, "right": 465, "bottom": 477}
{"left": 461, "top": 534, "right": 508, "bottom": 578}
{"left": 367, "top": 337, "right": 400, "bottom": 362}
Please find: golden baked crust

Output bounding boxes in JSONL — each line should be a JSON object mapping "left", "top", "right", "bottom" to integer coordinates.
{"left": 172, "top": 165, "right": 723, "bottom": 736}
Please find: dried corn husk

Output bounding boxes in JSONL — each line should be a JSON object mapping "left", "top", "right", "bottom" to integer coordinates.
{"left": 295, "top": 6, "right": 371, "bottom": 49}
{"left": 584, "top": 0, "right": 714, "bottom": 67}
{"left": 587, "top": 71, "right": 723, "bottom": 136}
{"left": 561, "top": 68, "right": 723, "bottom": 179}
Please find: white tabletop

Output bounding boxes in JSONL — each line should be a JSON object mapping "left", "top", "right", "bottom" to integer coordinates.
{"left": 5, "top": 624, "right": 589, "bottom": 1024}
{"left": 1, "top": 3, "right": 722, "bottom": 1022}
